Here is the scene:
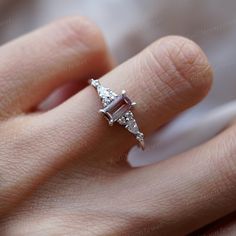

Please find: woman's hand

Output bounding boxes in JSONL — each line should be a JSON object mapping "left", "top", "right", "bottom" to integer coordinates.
{"left": 0, "top": 16, "right": 235, "bottom": 235}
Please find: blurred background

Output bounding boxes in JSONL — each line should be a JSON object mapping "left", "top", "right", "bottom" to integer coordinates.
{"left": 1, "top": 0, "right": 236, "bottom": 165}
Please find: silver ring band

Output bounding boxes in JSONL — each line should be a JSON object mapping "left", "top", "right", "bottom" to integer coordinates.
{"left": 90, "top": 79, "right": 145, "bottom": 150}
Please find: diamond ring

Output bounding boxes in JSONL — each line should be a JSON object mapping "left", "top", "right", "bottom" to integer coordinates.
{"left": 90, "top": 79, "right": 145, "bottom": 150}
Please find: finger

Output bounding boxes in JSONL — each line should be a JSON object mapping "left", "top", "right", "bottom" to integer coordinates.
{"left": 0, "top": 16, "right": 112, "bottom": 215}
{"left": 43, "top": 36, "right": 212, "bottom": 160}
{"left": 0, "top": 36, "right": 212, "bottom": 216}
{"left": 0, "top": 16, "right": 112, "bottom": 118}
{"left": 119, "top": 124, "right": 236, "bottom": 235}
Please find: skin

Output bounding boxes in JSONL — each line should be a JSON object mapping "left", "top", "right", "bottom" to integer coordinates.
{"left": 0, "top": 16, "right": 235, "bottom": 235}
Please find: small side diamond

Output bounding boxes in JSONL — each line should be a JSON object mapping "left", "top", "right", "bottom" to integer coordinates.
{"left": 118, "top": 116, "right": 126, "bottom": 125}
{"left": 97, "top": 87, "right": 117, "bottom": 106}
{"left": 118, "top": 111, "right": 135, "bottom": 126}
{"left": 136, "top": 132, "right": 144, "bottom": 142}
{"left": 91, "top": 79, "right": 100, "bottom": 88}
{"left": 124, "top": 111, "right": 133, "bottom": 119}
{"left": 126, "top": 119, "right": 139, "bottom": 134}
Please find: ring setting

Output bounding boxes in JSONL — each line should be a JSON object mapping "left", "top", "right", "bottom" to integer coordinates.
{"left": 90, "top": 79, "right": 145, "bottom": 150}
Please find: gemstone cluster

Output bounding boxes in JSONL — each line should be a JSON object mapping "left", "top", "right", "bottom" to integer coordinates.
{"left": 90, "top": 79, "right": 144, "bottom": 149}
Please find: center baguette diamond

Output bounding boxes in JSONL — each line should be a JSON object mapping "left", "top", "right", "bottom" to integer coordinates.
{"left": 100, "top": 94, "right": 132, "bottom": 125}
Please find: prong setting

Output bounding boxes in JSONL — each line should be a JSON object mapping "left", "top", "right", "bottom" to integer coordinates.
{"left": 122, "top": 90, "right": 126, "bottom": 96}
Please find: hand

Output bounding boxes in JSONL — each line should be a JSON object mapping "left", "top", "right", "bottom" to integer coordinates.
{"left": 0, "top": 16, "right": 235, "bottom": 236}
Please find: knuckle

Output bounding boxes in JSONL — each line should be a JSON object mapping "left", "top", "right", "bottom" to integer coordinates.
{"left": 145, "top": 36, "right": 212, "bottom": 103}
{"left": 52, "top": 16, "right": 106, "bottom": 52}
